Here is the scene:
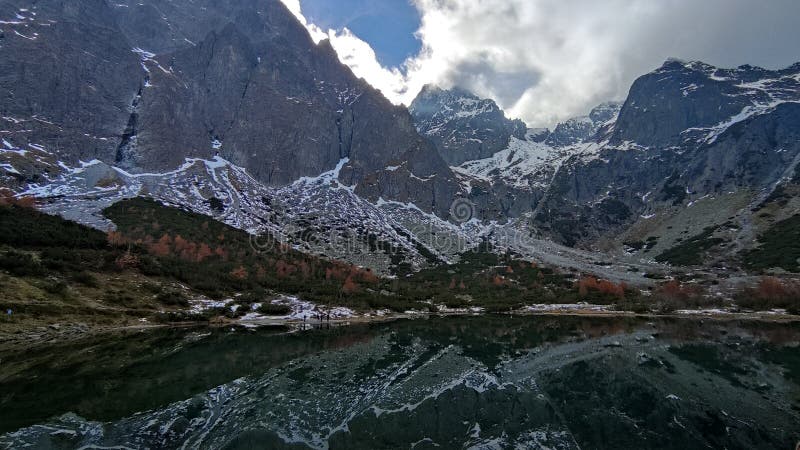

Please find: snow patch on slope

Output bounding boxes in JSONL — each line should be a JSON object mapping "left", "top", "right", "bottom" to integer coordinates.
{"left": 453, "top": 137, "right": 576, "bottom": 189}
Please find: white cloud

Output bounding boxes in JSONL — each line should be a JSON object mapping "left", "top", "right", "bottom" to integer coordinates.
{"left": 327, "top": 29, "right": 411, "bottom": 99}
{"left": 278, "top": 0, "right": 410, "bottom": 97}
{"left": 282, "top": 0, "right": 800, "bottom": 129}
{"left": 277, "top": 0, "right": 326, "bottom": 42}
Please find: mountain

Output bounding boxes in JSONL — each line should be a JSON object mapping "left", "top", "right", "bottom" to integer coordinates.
{"left": 0, "top": 0, "right": 461, "bottom": 217}
{"left": 405, "top": 61, "right": 800, "bottom": 273}
{"left": 611, "top": 59, "right": 800, "bottom": 147}
{"left": 2, "top": 0, "right": 799, "bottom": 278}
{"left": 545, "top": 102, "right": 621, "bottom": 147}
{"left": 533, "top": 60, "right": 800, "bottom": 262}
{"left": 407, "top": 87, "right": 625, "bottom": 222}
{"left": 408, "top": 86, "right": 625, "bottom": 192}
{"left": 409, "top": 85, "right": 527, "bottom": 165}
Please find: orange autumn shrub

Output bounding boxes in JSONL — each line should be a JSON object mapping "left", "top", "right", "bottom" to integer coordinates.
{"left": 577, "top": 276, "right": 626, "bottom": 300}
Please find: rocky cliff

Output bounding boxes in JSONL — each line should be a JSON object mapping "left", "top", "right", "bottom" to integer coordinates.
{"left": 533, "top": 60, "right": 800, "bottom": 259}
{"left": 3, "top": 1, "right": 799, "bottom": 274}
{"left": 0, "top": 0, "right": 461, "bottom": 216}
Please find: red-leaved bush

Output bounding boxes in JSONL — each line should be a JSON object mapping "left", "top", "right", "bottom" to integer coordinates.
{"left": 577, "top": 276, "right": 626, "bottom": 300}
{"left": 736, "top": 277, "right": 800, "bottom": 314}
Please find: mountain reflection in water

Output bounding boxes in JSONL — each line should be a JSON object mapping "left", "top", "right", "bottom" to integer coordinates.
{"left": 1, "top": 316, "right": 798, "bottom": 449}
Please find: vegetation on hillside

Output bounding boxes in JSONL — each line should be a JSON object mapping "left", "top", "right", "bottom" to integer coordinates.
{"left": 0, "top": 201, "right": 192, "bottom": 324}
{"left": 734, "top": 277, "right": 800, "bottom": 314}
{"left": 744, "top": 214, "right": 800, "bottom": 273}
{"left": 3, "top": 195, "right": 798, "bottom": 330}
{"left": 105, "top": 198, "right": 587, "bottom": 313}
{"left": 0, "top": 197, "right": 587, "bottom": 325}
{"left": 655, "top": 226, "right": 726, "bottom": 266}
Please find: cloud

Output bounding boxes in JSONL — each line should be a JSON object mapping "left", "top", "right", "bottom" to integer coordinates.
{"left": 278, "top": 0, "right": 410, "bottom": 97}
{"left": 282, "top": 0, "right": 800, "bottom": 128}
{"left": 276, "top": 0, "right": 327, "bottom": 42}
{"left": 327, "top": 29, "right": 412, "bottom": 98}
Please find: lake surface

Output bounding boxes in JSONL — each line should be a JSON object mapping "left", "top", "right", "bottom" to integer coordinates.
{"left": 1, "top": 316, "right": 799, "bottom": 449}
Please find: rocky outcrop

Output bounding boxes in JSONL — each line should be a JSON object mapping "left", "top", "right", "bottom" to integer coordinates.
{"left": 545, "top": 102, "right": 621, "bottom": 147}
{"left": 0, "top": 0, "right": 142, "bottom": 163}
{"left": 409, "top": 85, "right": 527, "bottom": 165}
{"left": 611, "top": 59, "right": 800, "bottom": 147}
{"left": 4, "top": 0, "right": 800, "bottom": 267}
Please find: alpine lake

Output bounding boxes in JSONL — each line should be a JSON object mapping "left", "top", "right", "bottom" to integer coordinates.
{"left": 1, "top": 315, "right": 799, "bottom": 449}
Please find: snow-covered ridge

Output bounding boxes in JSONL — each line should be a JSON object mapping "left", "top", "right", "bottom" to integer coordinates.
{"left": 411, "top": 87, "right": 507, "bottom": 134}
{"left": 453, "top": 137, "right": 575, "bottom": 190}
{"left": 7, "top": 145, "right": 484, "bottom": 272}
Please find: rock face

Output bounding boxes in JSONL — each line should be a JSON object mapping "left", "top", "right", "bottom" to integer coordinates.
{"left": 0, "top": 0, "right": 461, "bottom": 216}
{"left": 410, "top": 88, "right": 626, "bottom": 222}
{"left": 0, "top": 0, "right": 142, "bottom": 164}
{"left": 534, "top": 60, "right": 800, "bottom": 247}
{"left": 3, "top": 0, "right": 800, "bottom": 271}
{"left": 611, "top": 60, "right": 800, "bottom": 147}
{"left": 545, "top": 102, "right": 621, "bottom": 147}
{"left": 409, "top": 85, "right": 527, "bottom": 165}
{"left": 406, "top": 60, "right": 800, "bottom": 262}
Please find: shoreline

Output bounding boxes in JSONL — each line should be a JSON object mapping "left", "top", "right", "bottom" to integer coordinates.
{"left": 2, "top": 307, "right": 798, "bottom": 354}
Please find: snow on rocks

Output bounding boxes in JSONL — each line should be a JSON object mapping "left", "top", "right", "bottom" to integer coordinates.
{"left": 189, "top": 298, "right": 234, "bottom": 314}
{"left": 522, "top": 303, "right": 612, "bottom": 313}
{"left": 239, "top": 296, "right": 356, "bottom": 324}
{"left": 453, "top": 137, "right": 574, "bottom": 190}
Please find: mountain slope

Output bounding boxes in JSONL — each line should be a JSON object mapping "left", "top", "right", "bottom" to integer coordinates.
{"left": 533, "top": 60, "right": 800, "bottom": 265}
{"left": 405, "top": 61, "right": 800, "bottom": 274}
{"left": 546, "top": 102, "right": 621, "bottom": 147}
{"left": 0, "top": 0, "right": 462, "bottom": 217}
{"left": 3, "top": 0, "right": 799, "bottom": 279}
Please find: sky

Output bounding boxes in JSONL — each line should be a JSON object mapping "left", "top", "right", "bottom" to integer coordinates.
{"left": 299, "top": 0, "right": 421, "bottom": 67}
{"left": 279, "top": 0, "right": 800, "bottom": 128}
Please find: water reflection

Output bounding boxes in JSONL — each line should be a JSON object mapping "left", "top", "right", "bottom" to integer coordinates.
{"left": 1, "top": 316, "right": 798, "bottom": 449}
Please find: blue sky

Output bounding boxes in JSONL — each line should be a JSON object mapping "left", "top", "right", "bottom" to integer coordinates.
{"left": 300, "top": 0, "right": 421, "bottom": 67}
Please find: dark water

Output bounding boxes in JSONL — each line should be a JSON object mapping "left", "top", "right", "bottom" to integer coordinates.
{"left": 1, "top": 316, "right": 799, "bottom": 449}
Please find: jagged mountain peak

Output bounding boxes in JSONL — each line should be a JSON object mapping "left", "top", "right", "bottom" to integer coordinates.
{"left": 589, "top": 102, "right": 623, "bottom": 123}
{"left": 0, "top": 0, "right": 464, "bottom": 218}
{"left": 655, "top": 58, "right": 800, "bottom": 84}
{"left": 409, "top": 86, "right": 527, "bottom": 166}
{"left": 410, "top": 85, "right": 505, "bottom": 119}
{"left": 545, "top": 102, "right": 622, "bottom": 147}
{"left": 416, "top": 84, "right": 477, "bottom": 99}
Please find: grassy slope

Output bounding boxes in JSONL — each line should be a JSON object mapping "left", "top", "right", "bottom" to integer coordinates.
{"left": 4, "top": 196, "right": 796, "bottom": 336}
{"left": 0, "top": 204, "right": 195, "bottom": 333}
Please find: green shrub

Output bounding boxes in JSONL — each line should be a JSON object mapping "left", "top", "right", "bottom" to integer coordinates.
{"left": 655, "top": 226, "right": 725, "bottom": 266}
{"left": 257, "top": 303, "right": 293, "bottom": 316}
{"left": 0, "top": 250, "right": 44, "bottom": 276}
{"left": 43, "top": 280, "right": 69, "bottom": 297}
{"left": 71, "top": 272, "right": 99, "bottom": 288}
{"left": 156, "top": 290, "right": 189, "bottom": 307}
{"left": 744, "top": 215, "right": 800, "bottom": 273}
{"left": 104, "top": 290, "right": 137, "bottom": 306}
{"left": 0, "top": 205, "right": 107, "bottom": 249}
